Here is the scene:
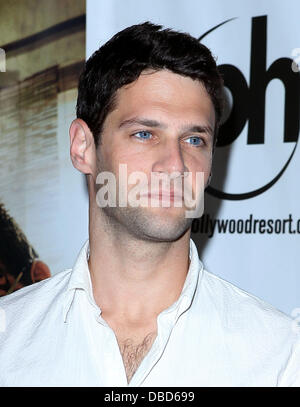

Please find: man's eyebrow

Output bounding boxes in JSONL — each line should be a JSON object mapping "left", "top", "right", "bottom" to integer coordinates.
{"left": 183, "top": 124, "right": 213, "bottom": 137}
{"left": 118, "top": 117, "right": 167, "bottom": 129}
{"left": 118, "top": 117, "right": 213, "bottom": 136}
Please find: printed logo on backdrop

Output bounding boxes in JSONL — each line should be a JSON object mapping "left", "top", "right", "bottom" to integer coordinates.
{"left": 199, "top": 16, "right": 300, "bottom": 201}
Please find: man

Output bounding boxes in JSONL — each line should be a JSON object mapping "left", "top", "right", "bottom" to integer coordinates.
{"left": 0, "top": 22, "right": 299, "bottom": 387}
{"left": 0, "top": 202, "right": 51, "bottom": 296}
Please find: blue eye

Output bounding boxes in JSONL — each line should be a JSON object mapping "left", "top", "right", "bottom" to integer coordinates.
{"left": 184, "top": 136, "right": 203, "bottom": 146}
{"left": 133, "top": 131, "right": 152, "bottom": 140}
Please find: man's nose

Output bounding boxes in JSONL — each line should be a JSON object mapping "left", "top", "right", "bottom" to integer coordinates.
{"left": 152, "top": 140, "right": 187, "bottom": 177}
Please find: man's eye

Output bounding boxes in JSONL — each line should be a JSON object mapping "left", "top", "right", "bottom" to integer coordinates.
{"left": 184, "top": 136, "right": 204, "bottom": 146}
{"left": 132, "top": 131, "right": 152, "bottom": 140}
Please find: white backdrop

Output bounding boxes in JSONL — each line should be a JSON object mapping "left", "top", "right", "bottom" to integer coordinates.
{"left": 86, "top": 0, "right": 300, "bottom": 315}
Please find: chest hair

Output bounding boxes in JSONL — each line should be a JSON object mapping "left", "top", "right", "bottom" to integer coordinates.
{"left": 118, "top": 331, "right": 157, "bottom": 383}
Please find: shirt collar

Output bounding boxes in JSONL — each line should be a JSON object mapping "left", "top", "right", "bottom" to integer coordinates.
{"left": 63, "top": 240, "right": 95, "bottom": 322}
{"left": 63, "top": 238, "right": 203, "bottom": 322}
{"left": 158, "top": 238, "right": 203, "bottom": 320}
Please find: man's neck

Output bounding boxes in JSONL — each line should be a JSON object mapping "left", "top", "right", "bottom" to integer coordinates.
{"left": 87, "top": 210, "right": 191, "bottom": 322}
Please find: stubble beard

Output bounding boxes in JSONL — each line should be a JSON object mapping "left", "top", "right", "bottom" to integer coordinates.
{"left": 101, "top": 202, "right": 193, "bottom": 243}
{"left": 95, "top": 159, "right": 193, "bottom": 243}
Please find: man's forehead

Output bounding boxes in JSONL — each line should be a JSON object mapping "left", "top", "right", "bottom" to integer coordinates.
{"left": 121, "top": 77, "right": 212, "bottom": 108}
{"left": 101, "top": 69, "right": 216, "bottom": 134}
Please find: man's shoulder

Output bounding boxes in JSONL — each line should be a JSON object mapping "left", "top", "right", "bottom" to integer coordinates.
{"left": 0, "top": 268, "right": 73, "bottom": 379}
{"left": 0, "top": 268, "right": 71, "bottom": 304}
{"left": 0, "top": 268, "right": 72, "bottom": 329}
{"left": 200, "top": 267, "right": 294, "bottom": 331}
{"left": 196, "top": 268, "right": 300, "bottom": 386}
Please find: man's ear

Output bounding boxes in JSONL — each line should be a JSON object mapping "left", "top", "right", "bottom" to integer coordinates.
{"left": 69, "top": 119, "right": 97, "bottom": 175}
{"left": 30, "top": 261, "right": 51, "bottom": 283}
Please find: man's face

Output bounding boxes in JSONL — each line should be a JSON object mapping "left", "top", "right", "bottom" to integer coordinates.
{"left": 94, "top": 69, "right": 215, "bottom": 242}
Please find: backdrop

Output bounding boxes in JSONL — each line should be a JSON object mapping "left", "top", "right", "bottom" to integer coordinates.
{"left": 0, "top": 1, "right": 87, "bottom": 290}
{"left": 2, "top": 0, "right": 298, "bottom": 317}
{"left": 86, "top": 0, "right": 300, "bottom": 315}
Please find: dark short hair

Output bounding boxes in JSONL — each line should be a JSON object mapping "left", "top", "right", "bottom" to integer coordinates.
{"left": 76, "top": 21, "right": 224, "bottom": 147}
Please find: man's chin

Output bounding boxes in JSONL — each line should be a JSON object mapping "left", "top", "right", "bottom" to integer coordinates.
{"left": 140, "top": 227, "right": 190, "bottom": 243}
{"left": 105, "top": 205, "right": 193, "bottom": 242}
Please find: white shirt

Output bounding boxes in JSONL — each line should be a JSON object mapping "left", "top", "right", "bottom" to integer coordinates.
{"left": 0, "top": 238, "right": 299, "bottom": 387}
